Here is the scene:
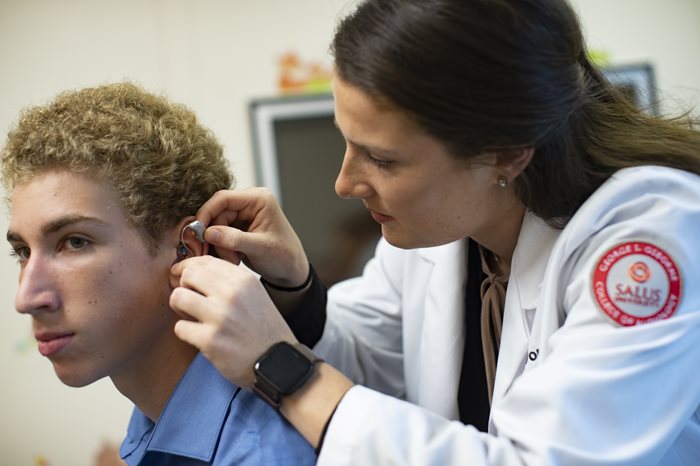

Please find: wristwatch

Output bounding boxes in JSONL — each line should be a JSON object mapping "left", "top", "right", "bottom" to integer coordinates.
{"left": 253, "top": 342, "right": 323, "bottom": 408}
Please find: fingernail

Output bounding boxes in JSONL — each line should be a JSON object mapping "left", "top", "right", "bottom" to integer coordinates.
{"left": 206, "top": 228, "right": 220, "bottom": 242}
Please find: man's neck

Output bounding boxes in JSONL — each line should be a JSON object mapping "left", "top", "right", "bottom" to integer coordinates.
{"left": 110, "top": 331, "right": 198, "bottom": 422}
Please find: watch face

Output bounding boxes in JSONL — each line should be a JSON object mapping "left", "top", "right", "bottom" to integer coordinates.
{"left": 260, "top": 343, "right": 314, "bottom": 394}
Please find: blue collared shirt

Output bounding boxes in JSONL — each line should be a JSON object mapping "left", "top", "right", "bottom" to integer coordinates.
{"left": 120, "top": 353, "right": 317, "bottom": 465}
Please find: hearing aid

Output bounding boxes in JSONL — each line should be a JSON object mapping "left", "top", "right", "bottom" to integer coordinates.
{"left": 185, "top": 220, "right": 206, "bottom": 243}
{"left": 178, "top": 220, "right": 207, "bottom": 258}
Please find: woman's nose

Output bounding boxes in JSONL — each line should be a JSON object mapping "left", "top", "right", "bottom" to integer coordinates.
{"left": 335, "top": 151, "right": 373, "bottom": 200}
{"left": 15, "top": 256, "right": 61, "bottom": 315}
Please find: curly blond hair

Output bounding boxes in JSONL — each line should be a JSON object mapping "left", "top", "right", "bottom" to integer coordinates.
{"left": 2, "top": 82, "right": 234, "bottom": 247}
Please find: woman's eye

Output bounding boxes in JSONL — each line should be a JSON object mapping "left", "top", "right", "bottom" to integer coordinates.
{"left": 65, "top": 237, "right": 90, "bottom": 250}
{"left": 365, "top": 152, "right": 391, "bottom": 168}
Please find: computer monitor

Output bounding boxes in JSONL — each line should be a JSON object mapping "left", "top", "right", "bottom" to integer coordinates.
{"left": 602, "top": 63, "right": 658, "bottom": 115}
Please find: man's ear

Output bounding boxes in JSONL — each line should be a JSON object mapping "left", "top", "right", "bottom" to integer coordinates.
{"left": 494, "top": 147, "right": 534, "bottom": 183}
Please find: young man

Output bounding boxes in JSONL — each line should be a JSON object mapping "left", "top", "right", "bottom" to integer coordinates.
{"left": 2, "top": 83, "right": 316, "bottom": 465}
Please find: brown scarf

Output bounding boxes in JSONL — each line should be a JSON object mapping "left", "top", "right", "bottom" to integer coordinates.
{"left": 478, "top": 245, "right": 508, "bottom": 404}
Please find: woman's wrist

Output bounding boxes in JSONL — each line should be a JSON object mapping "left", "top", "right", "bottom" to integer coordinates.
{"left": 261, "top": 263, "right": 315, "bottom": 315}
{"left": 279, "top": 362, "right": 354, "bottom": 448}
{"left": 260, "top": 263, "right": 313, "bottom": 292}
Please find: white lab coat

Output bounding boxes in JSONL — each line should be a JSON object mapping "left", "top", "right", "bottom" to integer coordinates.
{"left": 314, "top": 165, "right": 700, "bottom": 465}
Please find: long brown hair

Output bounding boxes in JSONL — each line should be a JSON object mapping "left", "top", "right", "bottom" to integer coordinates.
{"left": 332, "top": 0, "right": 700, "bottom": 227}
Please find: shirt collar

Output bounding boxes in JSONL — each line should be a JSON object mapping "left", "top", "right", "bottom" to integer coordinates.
{"left": 120, "top": 352, "right": 240, "bottom": 464}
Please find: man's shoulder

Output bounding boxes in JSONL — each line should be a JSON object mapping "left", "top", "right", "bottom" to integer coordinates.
{"left": 214, "top": 388, "right": 317, "bottom": 465}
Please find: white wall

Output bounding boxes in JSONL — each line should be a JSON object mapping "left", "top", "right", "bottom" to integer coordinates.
{"left": 573, "top": 0, "right": 700, "bottom": 114}
{"left": 0, "top": 1, "right": 698, "bottom": 465}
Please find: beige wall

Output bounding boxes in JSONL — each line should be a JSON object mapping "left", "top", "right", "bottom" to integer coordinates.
{"left": 0, "top": 1, "right": 698, "bottom": 465}
{"left": 573, "top": 0, "right": 700, "bottom": 113}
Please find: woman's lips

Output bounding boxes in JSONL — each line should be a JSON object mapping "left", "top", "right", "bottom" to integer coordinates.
{"left": 369, "top": 210, "right": 393, "bottom": 224}
{"left": 35, "top": 333, "right": 74, "bottom": 357}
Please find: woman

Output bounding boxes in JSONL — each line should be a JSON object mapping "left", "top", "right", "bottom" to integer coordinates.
{"left": 169, "top": 0, "right": 700, "bottom": 464}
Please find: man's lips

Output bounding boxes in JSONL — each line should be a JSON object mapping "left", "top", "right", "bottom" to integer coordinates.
{"left": 35, "top": 331, "right": 75, "bottom": 357}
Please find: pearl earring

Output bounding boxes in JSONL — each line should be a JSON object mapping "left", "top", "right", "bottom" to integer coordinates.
{"left": 497, "top": 177, "right": 508, "bottom": 188}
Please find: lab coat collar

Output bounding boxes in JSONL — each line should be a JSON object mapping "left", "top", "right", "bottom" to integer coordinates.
{"left": 491, "top": 212, "right": 560, "bottom": 405}
{"left": 410, "top": 214, "right": 559, "bottom": 415}
{"left": 510, "top": 213, "right": 561, "bottom": 311}
{"left": 416, "top": 212, "right": 558, "bottom": 313}
{"left": 415, "top": 240, "right": 456, "bottom": 264}
{"left": 416, "top": 239, "right": 467, "bottom": 420}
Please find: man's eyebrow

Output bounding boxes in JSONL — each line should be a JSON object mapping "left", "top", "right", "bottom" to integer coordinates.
{"left": 6, "top": 231, "right": 21, "bottom": 242}
{"left": 6, "top": 215, "right": 107, "bottom": 242}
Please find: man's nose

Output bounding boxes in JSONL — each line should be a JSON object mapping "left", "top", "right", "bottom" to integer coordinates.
{"left": 15, "top": 255, "right": 61, "bottom": 315}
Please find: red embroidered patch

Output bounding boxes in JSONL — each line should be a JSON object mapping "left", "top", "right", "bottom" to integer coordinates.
{"left": 592, "top": 241, "right": 682, "bottom": 326}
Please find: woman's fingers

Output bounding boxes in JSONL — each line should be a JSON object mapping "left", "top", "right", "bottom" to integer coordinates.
{"left": 193, "top": 187, "right": 309, "bottom": 285}
{"left": 172, "top": 256, "right": 233, "bottom": 295}
{"left": 204, "top": 225, "right": 249, "bottom": 256}
{"left": 196, "top": 187, "right": 273, "bottom": 227}
{"left": 169, "top": 254, "right": 297, "bottom": 387}
{"left": 173, "top": 319, "right": 214, "bottom": 352}
{"left": 170, "top": 285, "right": 210, "bottom": 321}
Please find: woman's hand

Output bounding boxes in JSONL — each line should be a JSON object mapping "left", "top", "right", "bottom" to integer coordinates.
{"left": 197, "top": 187, "right": 309, "bottom": 288}
{"left": 170, "top": 254, "right": 354, "bottom": 448}
{"left": 169, "top": 255, "right": 297, "bottom": 388}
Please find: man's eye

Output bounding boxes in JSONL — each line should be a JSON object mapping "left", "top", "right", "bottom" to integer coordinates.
{"left": 65, "top": 237, "right": 90, "bottom": 250}
{"left": 9, "top": 247, "right": 30, "bottom": 262}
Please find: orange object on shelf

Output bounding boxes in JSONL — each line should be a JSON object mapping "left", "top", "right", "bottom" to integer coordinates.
{"left": 277, "top": 51, "right": 332, "bottom": 94}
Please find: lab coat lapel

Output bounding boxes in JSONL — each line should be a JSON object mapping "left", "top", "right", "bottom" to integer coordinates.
{"left": 491, "top": 213, "right": 561, "bottom": 405}
{"left": 416, "top": 239, "right": 467, "bottom": 420}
